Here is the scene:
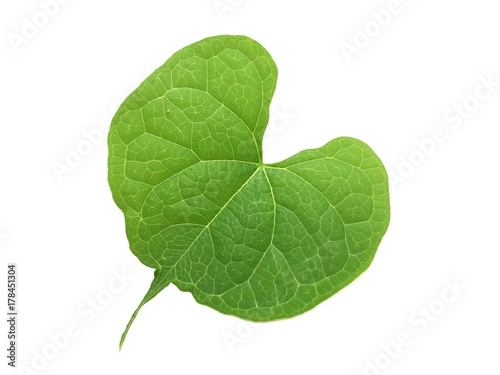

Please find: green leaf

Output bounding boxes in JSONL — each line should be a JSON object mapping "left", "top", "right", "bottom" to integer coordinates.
{"left": 108, "top": 35, "right": 390, "bottom": 349}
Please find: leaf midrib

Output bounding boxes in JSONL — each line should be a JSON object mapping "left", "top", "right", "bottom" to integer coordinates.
{"left": 143, "top": 153, "right": 372, "bottom": 271}
{"left": 159, "top": 159, "right": 368, "bottom": 289}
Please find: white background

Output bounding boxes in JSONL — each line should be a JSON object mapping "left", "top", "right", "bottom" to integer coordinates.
{"left": 1, "top": 0, "right": 499, "bottom": 374}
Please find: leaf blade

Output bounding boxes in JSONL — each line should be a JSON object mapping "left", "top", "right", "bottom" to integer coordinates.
{"left": 108, "top": 35, "right": 390, "bottom": 347}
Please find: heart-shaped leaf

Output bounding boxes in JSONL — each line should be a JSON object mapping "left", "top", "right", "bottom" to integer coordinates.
{"left": 108, "top": 35, "right": 390, "bottom": 348}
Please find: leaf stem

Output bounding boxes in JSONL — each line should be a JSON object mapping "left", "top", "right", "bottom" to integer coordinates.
{"left": 119, "top": 267, "right": 173, "bottom": 350}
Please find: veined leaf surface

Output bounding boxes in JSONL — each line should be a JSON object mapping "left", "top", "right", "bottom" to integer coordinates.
{"left": 108, "top": 35, "right": 390, "bottom": 348}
